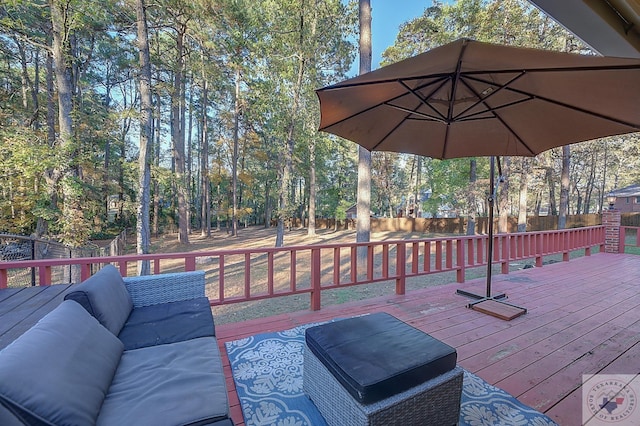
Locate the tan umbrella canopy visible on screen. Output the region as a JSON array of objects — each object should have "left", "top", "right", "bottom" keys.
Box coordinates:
[
  {"left": 317, "top": 38, "right": 640, "bottom": 160},
  {"left": 317, "top": 38, "right": 640, "bottom": 315}
]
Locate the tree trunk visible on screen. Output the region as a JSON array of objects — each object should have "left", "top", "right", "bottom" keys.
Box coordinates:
[
  {"left": 546, "top": 166, "right": 557, "bottom": 216},
  {"left": 153, "top": 89, "right": 161, "bottom": 237},
  {"left": 173, "top": 23, "right": 189, "bottom": 243},
  {"left": 356, "top": 0, "right": 372, "bottom": 259},
  {"left": 135, "top": 0, "right": 153, "bottom": 275},
  {"left": 200, "top": 75, "right": 210, "bottom": 237},
  {"left": 517, "top": 158, "right": 529, "bottom": 232},
  {"left": 600, "top": 142, "right": 609, "bottom": 212},
  {"left": 466, "top": 159, "right": 477, "bottom": 235},
  {"left": 308, "top": 137, "right": 317, "bottom": 237},
  {"left": 36, "top": 50, "right": 58, "bottom": 238},
  {"left": 558, "top": 145, "right": 570, "bottom": 229},
  {"left": 264, "top": 181, "right": 272, "bottom": 229},
  {"left": 50, "top": 0, "right": 85, "bottom": 249},
  {"left": 275, "top": 5, "right": 307, "bottom": 247},
  {"left": 186, "top": 84, "right": 193, "bottom": 234},
  {"left": 497, "top": 157, "right": 510, "bottom": 233},
  {"left": 231, "top": 68, "right": 240, "bottom": 237}
]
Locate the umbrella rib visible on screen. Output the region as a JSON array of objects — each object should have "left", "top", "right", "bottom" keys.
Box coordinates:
[
  {"left": 464, "top": 74, "right": 640, "bottom": 129},
  {"left": 459, "top": 78, "right": 536, "bottom": 156},
  {"left": 508, "top": 85, "right": 640, "bottom": 129},
  {"left": 461, "top": 63, "right": 640, "bottom": 76},
  {"left": 457, "top": 97, "right": 533, "bottom": 121},
  {"left": 370, "top": 118, "right": 409, "bottom": 152},
  {"left": 399, "top": 79, "right": 449, "bottom": 122},
  {"left": 320, "top": 64, "right": 640, "bottom": 92},
  {"left": 442, "top": 39, "right": 471, "bottom": 158},
  {"left": 384, "top": 103, "right": 447, "bottom": 123},
  {"left": 319, "top": 72, "right": 454, "bottom": 91},
  {"left": 318, "top": 76, "right": 451, "bottom": 132},
  {"left": 452, "top": 72, "right": 527, "bottom": 121}
]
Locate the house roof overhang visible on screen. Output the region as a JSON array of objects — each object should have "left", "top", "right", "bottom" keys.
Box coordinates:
[{"left": 528, "top": 0, "right": 640, "bottom": 58}]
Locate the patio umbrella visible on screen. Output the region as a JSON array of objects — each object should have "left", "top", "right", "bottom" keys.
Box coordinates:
[{"left": 316, "top": 38, "right": 640, "bottom": 314}]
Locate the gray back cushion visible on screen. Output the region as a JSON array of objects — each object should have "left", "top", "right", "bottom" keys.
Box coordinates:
[
  {"left": 65, "top": 264, "right": 133, "bottom": 335},
  {"left": 0, "top": 300, "right": 124, "bottom": 426}
]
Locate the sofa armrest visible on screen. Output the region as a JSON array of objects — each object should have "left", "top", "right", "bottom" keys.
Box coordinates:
[{"left": 123, "top": 270, "right": 206, "bottom": 308}]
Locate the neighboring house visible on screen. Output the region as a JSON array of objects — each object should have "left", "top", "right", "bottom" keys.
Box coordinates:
[
  {"left": 345, "top": 204, "right": 375, "bottom": 219},
  {"left": 609, "top": 184, "right": 640, "bottom": 212}
]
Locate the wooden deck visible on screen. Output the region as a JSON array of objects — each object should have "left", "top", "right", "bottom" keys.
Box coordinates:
[
  {"left": 2, "top": 252, "right": 639, "bottom": 426},
  {"left": 216, "top": 253, "right": 640, "bottom": 426}
]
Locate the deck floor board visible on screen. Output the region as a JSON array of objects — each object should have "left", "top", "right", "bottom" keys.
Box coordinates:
[{"left": 2, "top": 252, "right": 639, "bottom": 426}]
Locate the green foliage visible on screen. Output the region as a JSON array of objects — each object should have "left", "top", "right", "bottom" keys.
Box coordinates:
[{"left": 0, "top": 0, "right": 635, "bottom": 243}]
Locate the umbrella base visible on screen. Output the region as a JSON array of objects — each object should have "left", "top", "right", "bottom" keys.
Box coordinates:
[
  {"left": 455, "top": 289, "right": 507, "bottom": 300},
  {"left": 466, "top": 297, "right": 527, "bottom": 321}
]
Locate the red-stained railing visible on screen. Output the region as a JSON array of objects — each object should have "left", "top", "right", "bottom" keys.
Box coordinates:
[
  {"left": 619, "top": 226, "right": 640, "bottom": 252},
  {"left": 0, "top": 226, "right": 606, "bottom": 310}
]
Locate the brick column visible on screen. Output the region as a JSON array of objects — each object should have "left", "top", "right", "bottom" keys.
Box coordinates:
[{"left": 603, "top": 209, "right": 621, "bottom": 253}]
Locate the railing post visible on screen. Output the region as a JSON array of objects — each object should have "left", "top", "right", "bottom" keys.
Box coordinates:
[
  {"left": 185, "top": 256, "right": 196, "bottom": 272},
  {"left": 80, "top": 263, "right": 91, "bottom": 281},
  {"left": 456, "top": 239, "right": 465, "bottom": 283},
  {"left": 501, "top": 235, "right": 509, "bottom": 274},
  {"left": 40, "top": 266, "right": 52, "bottom": 286},
  {"left": 395, "top": 242, "right": 406, "bottom": 295},
  {"left": 535, "top": 233, "right": 543, "bottom": 267},
  {"left": 310, "top": 248, "right": 322, "bottom": 311},
  {"left": 0, "top": 269, "right": 7, "bottom": 289}
]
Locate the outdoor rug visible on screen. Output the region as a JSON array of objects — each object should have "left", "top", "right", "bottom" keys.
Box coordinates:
[{"left": 225, "top": 321, "right": 558, "bottom": 426}]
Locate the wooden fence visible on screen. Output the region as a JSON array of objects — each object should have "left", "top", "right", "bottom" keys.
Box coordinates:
[{"left": 292, "top": 214, "right": 603, "bottom": 234}]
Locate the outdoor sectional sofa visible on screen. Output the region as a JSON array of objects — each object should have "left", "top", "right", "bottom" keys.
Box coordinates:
[{"left": 0, "top": 265, "right": 234, "bottom": 426}]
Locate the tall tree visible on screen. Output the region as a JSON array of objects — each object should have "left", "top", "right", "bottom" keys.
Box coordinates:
[
  {"left": 558, "top": 145, "right": 570, "bottom": 229},
  {"left": 135, "top": 0, "right": 153, "bottom": 275},
  {"left": 517, "top": 158, "right": 530, "bottom": 232},
  {"left": 171, "top": 16, "right": 189, "bottom": 243},
  {"left": 356, "top": 0, "right": 371, "bottom": 257},
  {"left": 49, "top": 0, "right": 87, "bottom": 247},
  {"left": 466, "top": 159, "right": 477, "bottom": 235},
  {"left": 231, "top": 67, "right": 241, "bottom": 237}
]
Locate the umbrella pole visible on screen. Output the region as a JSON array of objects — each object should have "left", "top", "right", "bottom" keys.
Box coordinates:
[
  {"left": 456, "top": 157, "right": 526, "bottom": 320},
  {"left": 485, "top": 155, "right": 496, "bottom": 298},
  {"left": 456, "top": 156, "right": 505, "bottom": 300}
]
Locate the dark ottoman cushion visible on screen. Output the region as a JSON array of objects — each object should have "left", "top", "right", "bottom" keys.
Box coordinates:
[
  {"left": 118, "top": 297, "right": 215, "bottom": 350},
  {"left": 305, "top": 312, "right": 457, "bottom": 404}
]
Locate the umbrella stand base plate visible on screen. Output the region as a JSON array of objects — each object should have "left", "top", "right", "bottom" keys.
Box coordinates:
[
  {"left": 467, "top": 298, "right": 527, "bottom": 321},
  {"left": 455, "top": 289, "right": 507, "bottom": 300}
]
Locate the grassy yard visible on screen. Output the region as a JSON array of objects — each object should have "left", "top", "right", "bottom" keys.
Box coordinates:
[{"left": 140, "top": 226, "right": 602, "bottom": 325}]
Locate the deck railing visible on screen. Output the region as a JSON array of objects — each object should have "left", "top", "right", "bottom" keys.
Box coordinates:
[
  {"left": 0, "top": 226, "right": 605, "bottom": 310},
  {"left": 619, "top": 226, "right": 640, "bottom": 252}
]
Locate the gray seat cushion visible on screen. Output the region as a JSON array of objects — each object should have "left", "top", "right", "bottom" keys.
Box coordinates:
[
  {"left": 118, "top": 297, "right": 215, "bottom": 350},
  {"left": 97, "top": 336, "right": 230, "bottom": 426},
  {"left": 65, "top": 264, "right": 133, "bottom": 335},
  {"left": 305, "top": 312, "right": 457, "bottom": 404},
  {"left": 0, "top": 300, "right": 124, "bottom": 425}
]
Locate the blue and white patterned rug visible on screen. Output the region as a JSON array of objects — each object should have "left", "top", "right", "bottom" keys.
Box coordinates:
[{"left": 225, "top": 322, "right": 558, "bottom": 426}]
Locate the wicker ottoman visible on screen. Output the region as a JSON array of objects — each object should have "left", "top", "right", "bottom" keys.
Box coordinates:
[{"left": 303, "top": 313, "right": 463, "bottom": 426}]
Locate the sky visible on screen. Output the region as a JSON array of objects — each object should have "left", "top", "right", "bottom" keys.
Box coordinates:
[{"left": 348, "top": 1, "right": 432, "bottom": 76}]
